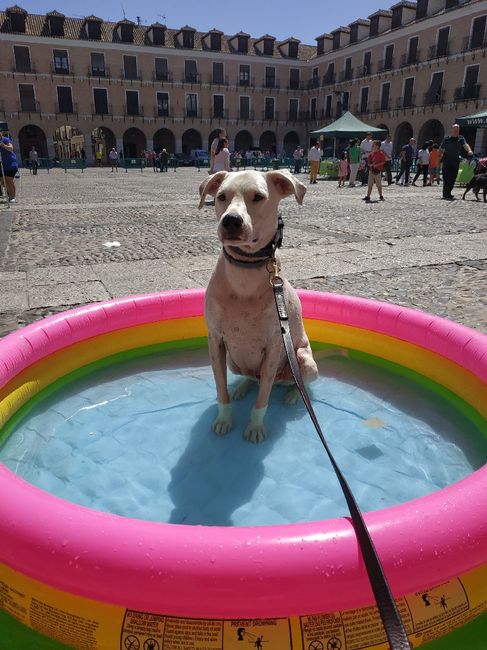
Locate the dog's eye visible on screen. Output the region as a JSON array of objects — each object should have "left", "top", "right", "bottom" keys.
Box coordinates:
[
  {"left": 217, "top": 193, "right": 226, "bottom": 202},
  {"left": 253, "top": 193, "right": 265, "bottom": 202}
]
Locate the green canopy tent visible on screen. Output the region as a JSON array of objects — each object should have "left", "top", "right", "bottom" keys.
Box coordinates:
[
  {"left": 309, "top": 111, "right": 387, "bottom": 156},
  {"left": 456, "top": 108, "right": 487, "bottom": 128}
]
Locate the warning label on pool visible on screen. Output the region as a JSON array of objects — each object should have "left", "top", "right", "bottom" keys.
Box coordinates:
[{"left": 120, "top": 613, "right": 292, "bottom": 650}]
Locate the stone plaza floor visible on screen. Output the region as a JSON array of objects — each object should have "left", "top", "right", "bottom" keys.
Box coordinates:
[{"left": 0, "top": 166, "right": 486, "bottom": 337}]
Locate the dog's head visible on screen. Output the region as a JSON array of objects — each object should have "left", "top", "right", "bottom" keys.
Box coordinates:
[{"left": 198, "top": 170, "right": 306, "bottom": 252}]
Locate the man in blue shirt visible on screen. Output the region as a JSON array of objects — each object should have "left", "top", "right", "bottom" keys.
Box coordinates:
[
  {"left": 395, "top": 138, "right": 416, "bottom": 185},
  {"left": 0, "top": 129, "right": 19, "bottom": 203}
]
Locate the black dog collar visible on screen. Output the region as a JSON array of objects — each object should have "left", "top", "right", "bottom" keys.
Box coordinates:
[{"left": 222, "top": 215, "right": 284, "bottom": 268}]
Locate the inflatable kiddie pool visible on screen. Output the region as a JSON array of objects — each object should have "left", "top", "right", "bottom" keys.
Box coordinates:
[{"left": 0, "top": 289, "right": 486, "bottom": 650}]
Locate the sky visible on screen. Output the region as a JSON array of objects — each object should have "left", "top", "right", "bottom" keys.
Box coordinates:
[{"left": 15, "top": 0, "right": 386, "bottom": 45}]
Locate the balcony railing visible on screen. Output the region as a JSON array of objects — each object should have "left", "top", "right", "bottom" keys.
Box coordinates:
[
  {"left": 89, "top": 65, "right": 110, "bottom": 78},
  {"left": 239, "top": 76, "right": 254, "bottom": 87},
  {"left": 209, "top": 74, "right": 228, "bottom": 86},
  {"left": 264, "top": 78, "right": 280, "bottom": 89},
  {"left": 91, "top": 102, "right": 112, "bottom": 116},
  {"left": 18, "top": 99, "right": 40, "bottom": 113},
  {"left": 338, "top": 69, "right": 354, "bottom": 82},
  {"left": 125, "top": 104, "right": 144, "bottom": 117},
  {"left": 237, "top": 110, "right": 255, "bottom": 121},
  {"left": 154, "top": 108, "right": 173, "bottom": 118},
  {"left": 396, "top": 94, "right": 416, "bottom": 108},
  {"left": 56, "top": 102, "right": 78, "bottom": 115},
  {"left": 423, "top": 89, "right": 445, "bottom": 105},
  {"left": 454, "top": 84, "right": 481, "bottom": 100},
  {"left": 122, "top": 70, "right": 142, "bottom": 81},
  {"left": 356, "top": 64, "right": 373, "bottom": 78},
  {"left": 322, "top": 73, "right": 336, "bottom": 85},
  {"left": 153, "top": 71, "right": 173, "bottom": 83},
  {"left": 308, "top": 77, "right": 320, "bottom": 89},
  {"left": 375, "top": 99, "right": 390, "bottom": 111},
  {"left": 183, "top": 73, "right": 201, "bottom": 84},
  {"left": 354, "top": 103, "right": 369, "bottom": 115},
  {"left": 399, "top": 51, "right": 421, "bottom": 67},
  {"left": 13, "top": 62, "right": 36, "bottom": 74},
  {"left": 288, "top": 111, "right": 299, "bottom": 122},
  {"left": 428, "top": 44, "right": 450, "bottom": 59},
  {"left": 287, "top": 80, "right": 302, "bottom": 90},
  {"left": 377, "top": 58, "right": 395, "bottom": 73},
  {"left": 462, "top": 35, "right": 487, "bottom": 52},
  {"left": 51, "top": 62, "right": 71, "bottom": 75}
]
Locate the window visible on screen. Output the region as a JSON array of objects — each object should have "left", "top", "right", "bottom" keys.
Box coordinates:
[
  {"left": 186, "top": 93, "right": 198, "bottom": 117},
  {"left": 238, "top": 36, "right": 248, "bottom": 53},
  {"left": 288, "top": 41, "right": 298, "bottom": 58},
  {"left": 436, "top": 27, "right": 450, "bottom": 57},
  {"left": 265, "top": 66, "right": 276, "bottom": 88},
  {"left": 462, "top": 65, "right": 480, "bottom": 98},
  {"left": 380, "top": 82, "right": 390, "bottom": 110},
  {"left": 93, "top": 88, "right": 108, "bottom": 114},
  {"left": 57, "top": 86, "right": 73, "bottom": 113},
  {"left": 289, "top": 98, "right": 298, "bottom": 121},
  {"left": 344, "top": 57, "right": 352, "bottom": 80},
  {"left": 53, "top": 49, "right": 69, "bottom": 74},
  {"left": 470, "top": 16, "right": 486, "bottom": 49},
  {"left": 311, "top": 66, "right": 319, "bottom": 87},
  {"left": 384, "top": 44, "right": 394, "bottom": 70},
  {"left": 86, "top": 19, "right": 101, "bottom": 40},
  {"left": 182, "top": 30, "right": 194, "bottom": 48},
  {"left": 370, "top": 15, "right": 379, "bottom": 36},
  {"left": 360, "top": 87, "right": 369, "bottom": 113},
  {"left": 125, "top": 90, "right": 139, "bottom": 115},
  {"left": 310, "top": 97, "right": 317, "bottom": 120},
  {"left": 391, "top": 6, "right": 402, "bottom": 29},
  {"left": 363, "top": 51, "right": 372, "bottom": 75},
  {"left": 317, "top": 37, "right": 325, "bottom": 54},
  {"left": 19, "top": 84, "right": 36, "bottom": 111},
  {"left": 155, "top": 58, "right": 168, "bottom": 82},
  {"left": 407, "top": 37, "right": 419, "bottom": 64},
  {"left": 213, "top": 95, "right": 224, "bottom": 118},
  {"left": 426, "top": 71, "right": 443, "bottom": 103},
  {"left": 210, "top": 33, "right": 221, "bottom": 51},
  {"left": 9, "top": 10, "right": 26, "bottom": 32},
  {"left": 289, "top": 68, "right": 300, "bottom": 89},
  {"left": 14, "top": 45, "right": 31, "bottom": 72},
  {"left": 263, "top": 39, "right": 274, "bottom": 55},
  {"left": 123, "top": 55, "right": 138, "bottom": 80},
  {"left": 156, "top": 91, "right": 169, "bottom": 116},
  {"left": 264, "top": 97, "right": 275, "bottom": 120},
  {"left": 151, "top": 26, "right": 165, "bottom": 46},
  {"left": 90, "top": 53, "right": 105, "bottom": 76},
  {"left": 239, "top": 96, "right": 250, "bottom": 119},
  {"left": 212, "top": 62, "right": 224, "bottom": 84},
  {"left": 48, "top": 16, "right": 64, "bottom": 37},
  {"left": 403, "top": 77, "right": 415, "bottom": 106},
  {"left": 120, "top": 23, "right": 133, "bottom": 43},
  {"left": 349, "top": 25, "right": 358, "bottom": 44},
  {"left": 332, "top": 32, "right": 341, "bottom": 50},
  {"left": 416, "top": 0, "right": 428, "bottom": 19},
  {"left": 325, "top": 95, "right": 332, "bottom": 118},
  {"left": 239, "top": 64, "right": 250, "bottom": 86},
  {"left": 342, "top": 91, "right": 349, "bottom": 111},
  {"left": 185, "top": 60, "right": 198, "bottom": 83},
  {"left": 445, "top": 0, "right": 458, "bottom": 8},
  {"left": 324, "top": 62, "right": 334, "bottom": 83}
]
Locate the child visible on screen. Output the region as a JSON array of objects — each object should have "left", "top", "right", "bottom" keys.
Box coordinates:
[
  {"left": 429, "top": 143, "right": 441, "bottom": 186},
  {"left": 338, "top": 151, "right": 349, "bottom": 187},
  {"left": 363, "top": 140, "right": 386, "bottom": 202}
]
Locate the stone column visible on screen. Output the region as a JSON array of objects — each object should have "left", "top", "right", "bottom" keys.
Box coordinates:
[
  {"left": 46, "top": 135, "right": 56, "bottom": 160},
  {"left": 84, "top": 133, "right": 94, "bottom": 165}
]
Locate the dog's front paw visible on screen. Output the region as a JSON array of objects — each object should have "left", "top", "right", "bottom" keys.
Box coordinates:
[
  {"left": 212, "top": 402, "right": 233, "bottom": 436},
  {"left": 243, "top": 406, "right": 268, "bottom": 444},
  {"left": 231, "top": 377, "right": 254, "bottom": 401}
]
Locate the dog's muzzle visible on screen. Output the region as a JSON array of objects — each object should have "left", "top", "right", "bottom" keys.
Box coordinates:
[{"left": 221, "top": 213, "right": 243, "bottom": 237}]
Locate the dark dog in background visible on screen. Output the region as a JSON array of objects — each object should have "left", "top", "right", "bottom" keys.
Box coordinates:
[{"left": 462, "top": 174, "right": 487, "bottom": 202}]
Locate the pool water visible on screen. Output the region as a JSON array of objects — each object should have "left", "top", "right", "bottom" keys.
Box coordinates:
[{"left": 0, "top": 344, "right": 485, "bottom": 526}]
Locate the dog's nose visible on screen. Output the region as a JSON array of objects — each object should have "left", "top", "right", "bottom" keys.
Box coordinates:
[{"left": 221, "top": 213, "right": 243, "bottom": 234}]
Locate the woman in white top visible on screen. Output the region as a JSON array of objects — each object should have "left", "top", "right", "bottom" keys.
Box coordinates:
[
  {"left": 412, "top": 144, "right": 431, "bottom": 186},
  {"left": 213, "top": 138, "right": 230, "bottom": 172}
]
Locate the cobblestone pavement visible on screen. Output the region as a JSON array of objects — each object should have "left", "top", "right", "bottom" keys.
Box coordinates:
[{"left": 0, "top": 166, "right": 485, "bottom": 338}]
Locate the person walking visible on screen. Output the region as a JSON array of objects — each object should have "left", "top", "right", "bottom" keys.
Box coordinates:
[
  {"left": 293, "top": 146, "right": 303, "bottom": 174},
  {"left": 0, "top": 129, "right": 19, "bottom": 203},
  {"left": 363, "top": 140, "right": 386, "bottom": 202},
  {"left": 395, "top": 138, "right": 416, "bottom": 185},
  {"left": 360, "top": 132, "right": 373, "bottom": 185},
  {"left": 412, "top": 144, "right": 430, "bottom": 186},
  {"left": 337, "top": 151, "right": 349, "bottom": 188},
  {"left": 380, "top": 134, "right": 393, "bottom": 185},
  {"left": 348, "top": 139, "right": 361, "bottom": 187},
  {"left": 28, "top": 145, "right": 39, "bottom": 175},
  {"left": 108, "top": 148, "right": 119, "bottom": 171},
  {"left": 439, "top": 124, "right": 473, "bottom": 200},
  {"left": 159, "top": 148, "right": 169, "bottom": 172},
  {"left": 308, "top": 142, "right": 322, "bottom": 184}
]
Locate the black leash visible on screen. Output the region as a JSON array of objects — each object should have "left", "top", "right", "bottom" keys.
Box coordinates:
[{"left": 271, "top": 270, "right": 411, "bottom": 650}]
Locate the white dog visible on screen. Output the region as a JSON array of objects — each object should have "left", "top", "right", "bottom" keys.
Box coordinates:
[{"left": 199, "top": 170, "right": 318, "bottom": 443}]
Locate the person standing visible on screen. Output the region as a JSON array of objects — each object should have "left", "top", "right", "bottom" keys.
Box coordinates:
[
  {"left": 213, "top": 138, "right": 230, "bottom": 172},
  {"left": 412, "top": 144, "right": 430, "bottom": 186},
  {"left": 439, "top": 124, "right": 473, "bottom": 200},
  {"left": 108, "top": 147, "right": 119, "bottom": 171},
  {"left": 308, "top": 142, "right": 322, "bottom": 184},
  {"left": 293, "top": 146, "right": 303, "bottom": 174},
  {"left": 210, "top": 128, "right": 226, "bottom": 173},
  {"left": 380, "top": 134, "right": 393, "bottom": 185},
  {"left": 395, "top": 138, "right": 416, "bottom": 185},
  {"left": 95, "top": 149, "right": 103, "bottom": 166},
  {"left": 0, "top": 129, "right": 19, "bottom": 203},
  {"left": 363, "top": 140, "right": 386, "bottom": 202},
  {"left": 360, "top": 132, "right": 373, "bottom": 185},
  {"left": 337, "top": 151, "right": 349, "bottom": 188},
  {"left": 28, "top": 145, "right": 39, "bottom": 175},
  {"left": 159, "top": 148, "right": 169, "bottom": 172},
  {"left": 348, "top": 139, "right": 361, "bottom": 187}
]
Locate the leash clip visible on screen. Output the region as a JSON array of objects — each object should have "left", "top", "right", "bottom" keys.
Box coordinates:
[{"left": 267, "top": 256, "right": 283, "bottom": 287}]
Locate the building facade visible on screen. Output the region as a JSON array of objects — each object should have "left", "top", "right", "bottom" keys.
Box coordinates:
[{"left": 0, "top": 0, "right": 486, "bottom": 164}]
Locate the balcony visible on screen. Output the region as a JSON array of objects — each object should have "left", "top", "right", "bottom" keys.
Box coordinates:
[
  {"left": 396, "top": 94, "right": 416, "bottom": 108},
  {"left": 237, "top": 109, "right": 255, "bottom": 121},
  {"left": 12, "top": 62, "right": 36, "bottom": 74},
  {"left": 399, "top": 51, "right": 421, "bottom": 67},
  {"left": 354, "top": 103, "right": 369, "bottom": 115},
  {"left": 153, "top": 71, "right": 173, "bottom": 83},
  {"left": 423, "top": 89, "right": 445, "bottom": 105},
  {"left": 239, "top": 76, "right": 254, "bottom": 87},
  {"left": 338, "top": 69, "right": 354, "bottom": 82},
  {"left": 154, "top": 108, "right": 172, "bottom": 118},
  {"left": 209, "top": 74, "right": 228, "bottom": 86},
  {"left": 183, "top": 73, "right": 201, "bottom": 84},
  {"left": 212, "top": 109, "right": 229, "bottom": 120},
  {"left": 18, "top": 99, "right": 40, "bottom": 113},
  {"left": 89, "top": 65, "right": 110, "bottom": 78},
  {"left": 374, "top": 99, "right": 390, "bottom": 112},
  {"left": 263, "top": 110, "right": 279, "bottom": 121},
  {"left": 56, "top": 102, "right": 78, "bottom": 115},
  {"left": 298, "top": 110, "right": 310, "bottom": 121},
  {"left": 287, "top": 80, "right": 302, "bottom": 90},
  {"left": 462, "top": 35, "right": 487, "bottom": 52},
  {"left": 185, "top": 109, "right": 201, "bottom": 118},
  {"left": 377, "top": 58, "right": 395, "bottom": 73},
  {"left": 91, "top": 102, "right": 112, "bottom": 116},
  {"left": 322, "top": 73, "right": 336, "bottom": 85},
  {"left": 264, "top": 78, "right": 280, "bottom": 89},
  {"left": 287, "top": 111, "right": 299, "bottom": 122},
  {"left": 356, "top": 64, "right": 373, "bottom": 78},
  {"left": 51, "top": 62, "right": 71, "bottom": 75},
  {"left": 428, "top": 44, "right": 450, "bottom": 59},
  {"left": 307, "top": 77, "right": 320, "bottom": 89},
  {"left": 121, "top": 70, "right": 142, "bottom": 82},
  {"left": 454, "top": 84, "right": 481, "bottom": 101},
  {"left": 125, "top": 105, "right": 144, "bottom": 117}
]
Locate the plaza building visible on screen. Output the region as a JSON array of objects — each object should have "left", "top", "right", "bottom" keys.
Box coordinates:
[{"left": 0, "top": 0, "right": 486, "bottom": 165}]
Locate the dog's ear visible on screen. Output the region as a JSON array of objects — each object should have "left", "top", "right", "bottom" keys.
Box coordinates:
[
  {"left": 266, "top": 170, "right": 306, "bottom": 205},
  {"left": 198, "top": 171, "right": 229, "bottom": 209}
]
